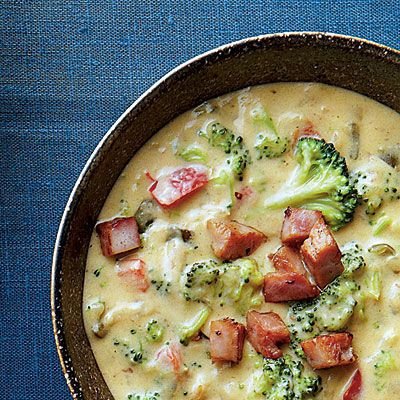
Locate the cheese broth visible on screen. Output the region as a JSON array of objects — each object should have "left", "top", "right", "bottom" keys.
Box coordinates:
[{"left": 83, "top": 83, "right": 400, "bottom": 400}]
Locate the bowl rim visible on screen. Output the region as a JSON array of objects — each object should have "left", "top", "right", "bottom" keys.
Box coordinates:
[{"left": 51, "top": 31, "right": 400, "bottom": 399}]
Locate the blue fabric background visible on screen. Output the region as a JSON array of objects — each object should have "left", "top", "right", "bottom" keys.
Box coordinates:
[{"left": 1, "top": 0, "right": 399, "bottom": 398}]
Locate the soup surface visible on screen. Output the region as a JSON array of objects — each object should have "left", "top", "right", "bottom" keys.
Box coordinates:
[{"left": 83, "top": 83, "right": 400, "bottom": 400}]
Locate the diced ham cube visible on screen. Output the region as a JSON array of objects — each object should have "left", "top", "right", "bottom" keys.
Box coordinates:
[
  {"left": 343, "top": 369, "right": 362, "bottom": 400},
  {"left": 301, "top": 217, "right": 343, "bottom": 289},
  {"left": 154, "top": 342, "right": 184, "bottom": 375},
  {"left": 263, "top": 272, "right": 319, "bottom": 302},
  {"left": 281, "top": 207, "right": 323, "bottom": 246},
  {"left": 246, "top": 310, "right": 290, "bottom": 359},
  {"left": 210, "top": 318, "right": 246, "bottom": 363},
  {"left": 269, "top": 245, "right": 307, "bottom": 275},
  {"left": 115, "top": 257, "right": 149, "bottom": 292},
  {"left": 301, "top": 333, "right": 357, "bottom": 369},
  {"left": 149, "top": 165, "right": 208, "bottom": 208},
  {"left": 96, "top": 217, "right": 140, "bottom": 257},
  {"left": 207, "top": 219, "right": 266, "bottom": 260}
]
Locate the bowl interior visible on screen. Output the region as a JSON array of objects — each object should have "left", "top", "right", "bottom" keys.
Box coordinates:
[{"left": 52, "top": 32, "right": 400, "bottom": 399}]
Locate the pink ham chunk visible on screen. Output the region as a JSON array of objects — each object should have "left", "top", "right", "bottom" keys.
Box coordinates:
[
  {"left": 343, "top": 369, "right": 362, "bottom": 400},
  {"left": 207, "top": 219, "right": 266, "bottom": 260},
  {"left": 281, "top": 207, "right": 323, "bottom": 247},
  {"left": 246, "top": 310, "right": 290, "bottom": 359},
  {"left": 154, "top": 342, "right": 184, "bottom": 376},
  {"left": 269, "top": 245, "right": 307, "bottom": 275},
  {"left": 148, "top": 165, "right": 208, "bottom": 208},
  {"left": 263, "top": 272, "right": 319, "bottom": 302},
  {"left": 301, "top": 333, "right": 357, "bottom": 369},
  {"left": 96, "top": 217, "right": 140, "bottom": 257},
  {"left": 210, "top": 318, "right": 246, "bottom": 363},
  {"left": 116, "top": 256, "right": 149, "bottom": 292},
  {"left": 301, "top": 217, "right": 343, "bottom": 289}
]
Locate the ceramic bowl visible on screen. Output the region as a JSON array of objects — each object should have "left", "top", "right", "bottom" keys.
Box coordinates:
[{"left": 51, "top": 32, "right": 400, "bottom": 399}]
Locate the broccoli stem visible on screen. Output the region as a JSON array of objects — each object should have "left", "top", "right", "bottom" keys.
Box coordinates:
[
  {"left": 372, "top": 214, "right": 392, "bottom": 236},
  {"left": 179, "top": 307, "right": 210, "bottom": 345},
  {"left": 364, "top": 271, "right": 382, "bottom": 301}
]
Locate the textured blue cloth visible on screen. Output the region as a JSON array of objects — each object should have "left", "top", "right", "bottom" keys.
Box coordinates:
[{"left": 0, "top": 0, "right": 399, "bottom": 398}]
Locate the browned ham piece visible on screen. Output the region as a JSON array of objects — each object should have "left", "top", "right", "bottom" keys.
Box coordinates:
[
  {"left": 263, "top": 272, "right": 319, "bottom": 302},
  {"left": 246, "top": 310, "right": 290, "bottom": 359},
  {"left": 269, "top": 245, "right": 307, "bottom": 275},
  {"left": 96, "top": 217, "right": 141, "bottom": 257},
  {"left": 301, "top": 217, "right": 344, "bottom": 288},
  {"left": 301, "top": 332, "right": 357, "bottom": 369},
  {"left": 207, "top": 219, "right": 266, "bottom": 260},
  {"left": 210, "top": 318, "right": 246, "bottom": 363},
  {"left": 281, "top": 207, "right": 323, "bottom": 247}
]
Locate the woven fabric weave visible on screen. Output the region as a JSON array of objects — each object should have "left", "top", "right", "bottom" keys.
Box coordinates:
[{"left": 1, "top": 0, "right": 399, "bottom": 398}]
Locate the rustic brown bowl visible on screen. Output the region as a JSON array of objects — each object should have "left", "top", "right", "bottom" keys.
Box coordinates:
[{"left": 51, "top": 32, "right": 400, "bottom": 399}]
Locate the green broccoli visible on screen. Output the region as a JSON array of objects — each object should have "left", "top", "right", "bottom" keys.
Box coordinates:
[
  {"left": 127, "top": 392, "right": 160, "bottom": 400},
  {"left": 114, "top": 340, "right": 145, "bottom": 365},
  {"left": 364, "top": 270, "right": 382, "bottom": 301},
  {"left": 373, "top": 349, "right": 398, "bottom": 391},
  {"left": 264, "top": 137, "right": 358, "bottom": 230},
  {"left": 181, "top": 259, "right": 220, "bottom": 300},
  {"left": 371, "top": 213, "right": 393, "bottom": 236},
  {"left": 178, "top": 144, "right": 208, "bottom": 163},
  {"left": 251, "top": 104, "right": 288, "bottom": 159},
  {"left": 145, "top": 319, "right": 165, "bottom": 342},
  {"left": 198, "top": 121, "right": 250, "bottom": 180},
  {"left": 288, "top": 243, "right": 365, "bottom": 352},
  {"left": 350, "top": 156, "right": 400, "bottom": 215},
  {"left": 180, "top": 258, "right": 263, "bottom": 314},
  {"left": 250, "top": 354, "right": 321, "bottom": 399},
  {"left": 178, "top": 306, "right": 210, "bottom": 345},
  {"left": 211, "top": 167, "right": 236, "bottom": 207}
]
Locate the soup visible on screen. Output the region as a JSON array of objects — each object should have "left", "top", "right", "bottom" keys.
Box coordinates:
[{"left": 83, "top": 83, "right": 400, "bottom": 400}]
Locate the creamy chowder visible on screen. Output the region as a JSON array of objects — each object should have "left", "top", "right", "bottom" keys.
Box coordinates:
[{"left": 83, "top": 83, "right": 400, "bottom": 400}]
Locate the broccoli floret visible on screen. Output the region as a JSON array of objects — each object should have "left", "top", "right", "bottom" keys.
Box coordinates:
[
  {"left": 145, "top": 319, "right": 165, "bottom": 342},
  {"left": 127, "top": 392, "right": 161, "bottom": 400},
  {"left": 288, "top": 243, "right": 365, "bottom": 350},
  {"left": 198, "top": 121, "right": 250, "bottom": 180},
  {"left": 373, "top": 349, "right": 398, "bottom": 391},
  {"left": 264, "top": 137, "right": 358, "bottom": 230},
  {"left": 181, "top": 259, "right": 220, "bottom": 301},
  {"left": 251, "top": 354, "right": 321, "bottom": 399},
  {"left": 251, "top": 104, "right": 288, "bottom": 159},
  {"left": 178, "top": 306, "right": 210, "bottom": 345},
  {"left": 180, "top": 258, "right": 263, "bottom": 314},
  {"left": 115, "top": 340, "right": 145, "bottom": 365},
  {"left": 350, "top": 156, "right": 400, "bottom": 216}
]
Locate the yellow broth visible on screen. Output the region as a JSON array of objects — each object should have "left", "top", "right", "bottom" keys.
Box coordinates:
[{"left": 83, "top": 83, "right": 400, "bottom": 399}]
